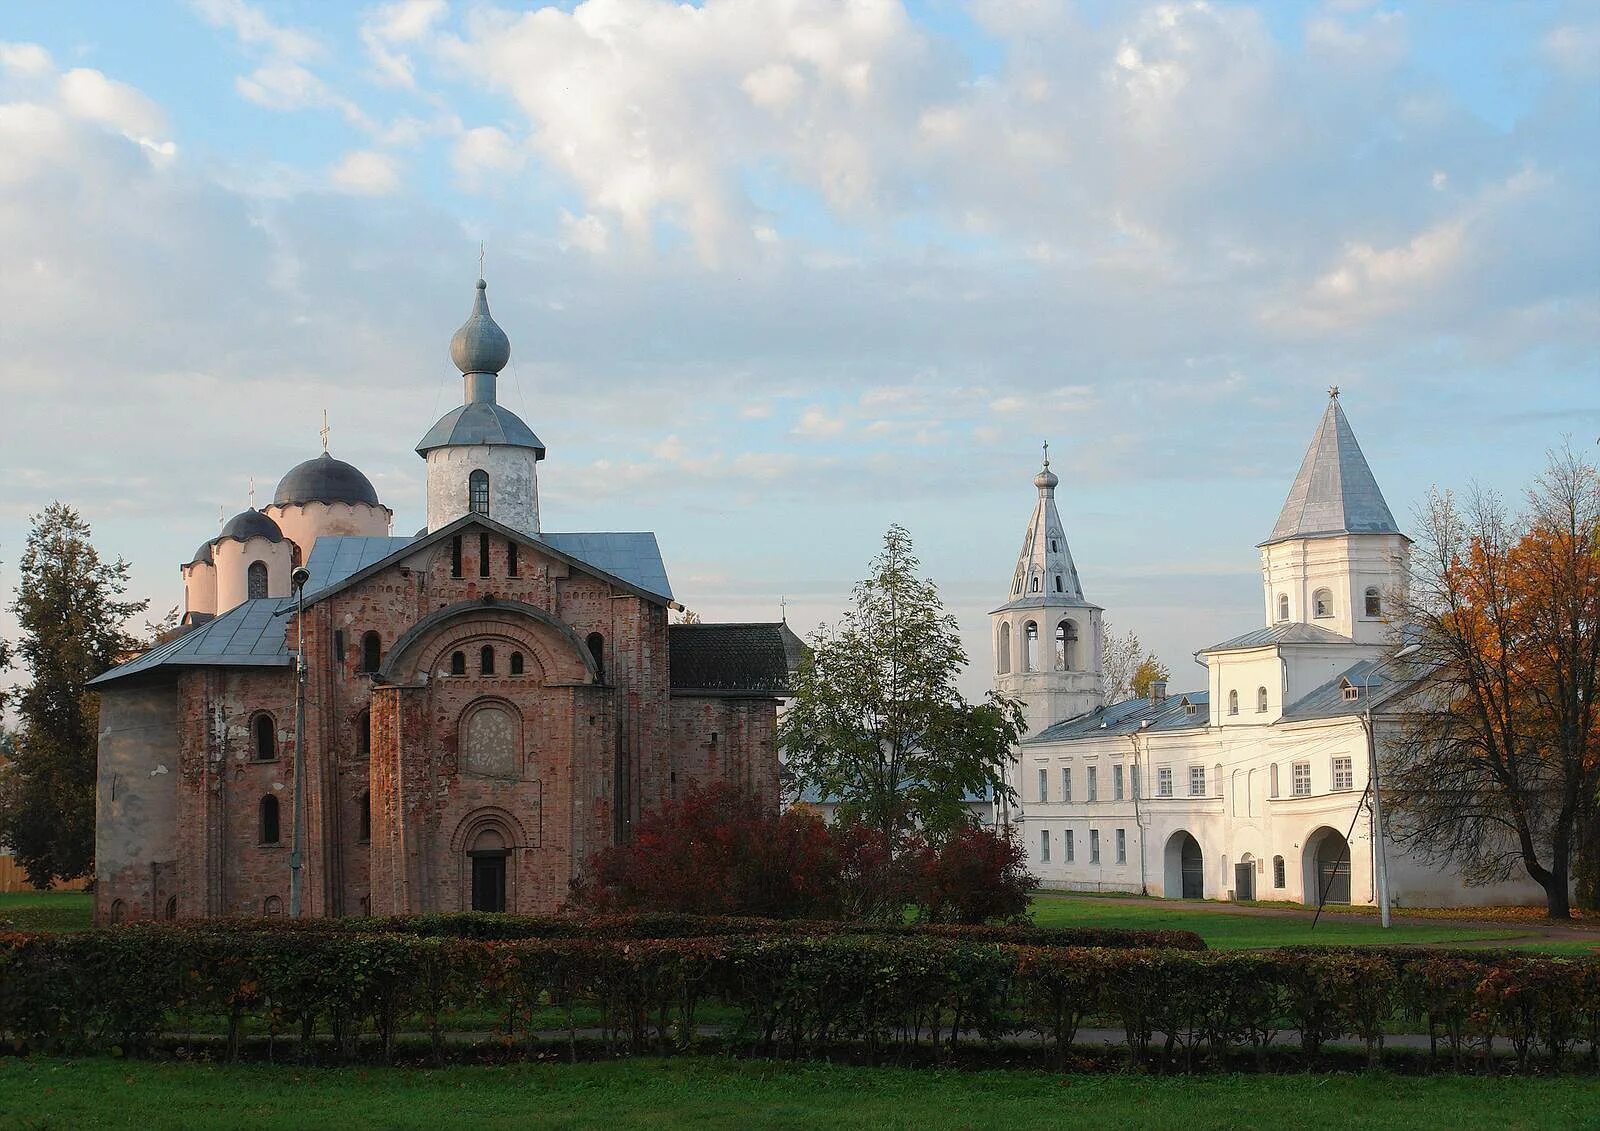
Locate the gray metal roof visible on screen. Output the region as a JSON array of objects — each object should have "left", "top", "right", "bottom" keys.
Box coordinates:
[
  {"left": 540, "top": 532, "right": 672, "bottom": 601},
  {"left": 1281, "top": 658, "right": 1416, "bottom": 721},
  {"left": 273, "top": 453, "right": 382, "bottom": 507},
  {"left": 1028, "top": 690, "right": 1210, "bottom": 743},
  {"left": 450, "top": 279, "right": 512, "bottom": 376},
  {"left": 996, "top": 452, "right": 1088, "bottom": 611},
  {"left": 188, "top": 541, "right": 213, "bottom": 566},
  {"left": 415, "top": 402, "right": 546, "bottom": 458},
  {"left": 1263, "top": 394, "right": 1401, "bottom": 546},
  {"left": 290, "top": 536, "right": 418, "bottom": 604},
  {"left": 1202, "top": 622, "right": 1352, "bottom": 653},
  {"left": 88, "top": 598, "right": 294, "bottom": 686}
]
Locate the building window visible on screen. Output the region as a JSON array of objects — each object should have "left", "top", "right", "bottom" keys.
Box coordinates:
[
  {"left": 1273, "top": 856, "right": 1286, "bottom": 888},
  {"left": 1313, "top": 588, "right": 1333, "bottom": 618},
  {"left": 450, "top": 650, "right": 466, "bottom": 676},
  {"left": 1332, "top": 756, "right": 1354, "bottom": 792},
  {"left": 469, "top": 469, "right": 490, "bottom": 515},
  {"left": 1270, "top": 763, "right": 1280, "bottom": 797},
  {"left": 1056, "top": 619, "right": 1079, "bottom": 671},
  {"left": 1228, "top": 689, "right": 1239, "bottom": 716},
  {"left": 1276, "top": 593, "right": 1289, "bottom": 622},
  {"left": 247, "top": 560, "right": 269, "bottom": 600},
  {"left": 252, "top": 713, "right": 277, "bottom": 762},
  {"left": 1065, "top": 830, "right": 1075, "bottom": 862},
  {"left": 1029, "top": 576, "right": 1040, "bottom": 592},
  {"left": 1157, "top": 766, "right": 1173, "bottom": 797},
  {"left": 480, "top": 646, "right": 496, "bottom": 675},
  {"left": 1061, "top": 766, "right": 1072, "bottom": 802},
  {"left": 509, "top": 651, "right": 524, "bottom": 675},
  {"left": 1257, "top": 686, "right": 1269, "bottom": 713},
  {"left": 164, "top": 896, "right": 178, "bottom": 921},
  {"left": 109, "top": 899, "right": 126, "bottom": 925},
  {"left": 357, "top": 710, "right": 371, "bottom": 757},
  {"left": 1086, "top": 765, "right": 1098, "bottom": 802},
  {"left": 358, "top": 791, "right": 371, "bottom": 842},
  {"left": 476, "top": 532, "right": 490, "bottom": 578},
  {"left": 1365, "top": 587, "right": 1381, "bottom": 617},
  {"left": 1292, "top": 761, "right": 1312, "bottom": 796},
  {"left": 996, "top": 623, "right": 1011, "bottom": 675},
  {"left": 1023, "top": 621, "right": 1039, "bottom": 672},
  {"left": 462, "top": 702, "right": 519, "bottom": 779},
  {"left": 1343, "top": 680, "right": 1361, "bottom": 701},
  {"left": 451, "top": 535, "right": 463, "bottom": 578},
  {"left": 1040, "top": 829, "right": 1051, "bottom": 863},
  {"left": 1113, "top": 764, "right": 1124, "bottom": 801},
  {"left": 1054, "top": 575, "right": 1063, "bottom": 592},
  {"left": 587, "top": 632, "right": 605, "bottom": 681},
  {"left": 1188, "top": 765, "right": 1206, "bottom": 797},
  {"left": 259, "top": 795, "right": 280, "bottom": 844},
  {"left": 1089, "top": 829, "right": 1101, "bottom": 864},
  {"left": 361, "top": 631, "right": 382, "bottom": 674},
  {"left": 1115, "top": 828, "right": 1126, "bottom": 864},
  {"left": 1037, "top": 768, "right": 1048, "bottom": 803},
  {"left": 333, "top": 629, "right": 345, "bottom": 662},
  {"left": 507, "top": 540, "right": 519, "bottom": 577},
  {"left": 1050, "top": 539, "right": 1058, "bottom": 553},
  {"left": 263, "top": 895, "right": 283, "bottom": 918}
]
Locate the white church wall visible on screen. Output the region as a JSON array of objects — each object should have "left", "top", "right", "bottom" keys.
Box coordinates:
[
  {"left": 426, "top": 445, "right": 540, "bottom": 535},
  {"left": 214, "top": 535, "right": 293, "bottom": 612}
]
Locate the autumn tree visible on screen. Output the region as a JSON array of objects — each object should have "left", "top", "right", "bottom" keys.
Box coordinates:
[
  {"left": 1130, "top": 656, "right": 1172, "bottom": 700},
  {"left": 1383, "top": 447, "right": 1600, "bottom": 918},
  {"left": 1101, "top": 624, "right": 1169, "bottom": 702},
  {"left": 780, "top": 525, "right": 1025, "bottom": 853},
  {"left": 0, "top": 504, "right": 147, "bottom": 887}
]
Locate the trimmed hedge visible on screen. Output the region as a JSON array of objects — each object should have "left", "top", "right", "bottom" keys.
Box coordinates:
[{"left": 3, "top": 926, "right": 1598, "bottom": 1074}]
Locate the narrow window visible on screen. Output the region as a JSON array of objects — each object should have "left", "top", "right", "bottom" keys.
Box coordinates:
[
  {"left": 1332, "top": 756, "right": 1353, "bottom": 792},
  {"left": 246, "top": 560, "right": 269, "bottom": 600},
  {"left": 1188, "top": 765, "right": 1206, "bottom": 797},
  {"left": 1029, "top": 576, "right": 1040, "bottom": 593},
  {"left": 1037, "top": 767, "right": 1048, "bottom": 803},
  {"left": 1157, "top": 766, "right": 1173, "bottom": 797},
  {"left": 1086, "top": 766, "right": 1098, "bottom": 802},
  {"left": 1113, "top": 764, "right": 1124, "bottom": 801},
  {"left": 1055, "top": 575, "right": 1063, "bottom": 592},
  {"left": 1057, "top": 620, "right": 1078, "bottom": 670},
  {"left": 1214, "top": 763, "right": 1223, "bottom": 798},
  {"left": 333, "top": 629, "right": 345, "bottom": 663},
  {"left": 507, "top": 540, "right": 519, "bottom": 577},
  {"left": 259, "top": 795, "right": 280, "bottom": 844},
  {"left": 478, "top": 533, "right": 491, "bottom": 578},
  {"left": 253, "top": 713, "right": 276, "bottom": 762},
  {"left": 358, "top": 791, "right": 371, "bottom": 842},
  {"left": 450, "top": 650, "right": 466, "bottom": 676},
  {"left": 509, "top": 651, "right": 524, "bottom": 675},
  {"left": 1276, "top": 593, "right": 1289, "bottom": 622},
  {"left": 1292, "top": 761, "right": 1311, "bottom": 796},
  {"left": 1270, "top": 763, "right": 1280, "bottom": 797},
  {"left": 451, "top": 535, "right": 463, "bottom": 578},
  {"left": 1273, "top": 856, "right": 1286, "bottom": 888},
  {"left": 1050, "top": 539, "right": 1058, "bottom": 552},
  {"left": 996, "top": 624, "right": 1011, "bottom": 675},
  {"left": 1089, "top": 829, "right": 1100, "bottom": 864},
  {"left": 1257, "top": 686, "right": 1268, "bottom": 713},
  {"left": 357, "top": 711, "right": 371, "bottom": 757},
  {"left": 1365, "top": 587, "right": 1381, "bottom": 617},
  {"left": 1116, "top": 828, "right": 1126, "bottom": 864},
  {"left": 469, "top": 469, "right": 490, "bottom": 515},
  {"left": 1061, "top": 766, "right": 1072, "bottom": 802},
  {"left": 586, "top": 632, "right": 605, "bottom": 681},
  {"left": 110, "top": 899, "right": 126, "bottom": 924},
  {"left": 1313, "top": 588, "right": 1333, "bottom": 619},
  {"left": 1040, "top": 829, "right": 1051, "bottom": 863},
  {"left": 164, "top": 895, "right": 178, "bottom": 921},
  {"left": 1065, "top": 830, "right": 1075, "bottom": 862},
  {"left": 1228, "top": 689, "right": 1239, "bottom": 716},
  {"left": 480, "top": 645, "right": 496, "bottom": 675},
  {"left": 1023, "top": 621, "right": 1039, "bottom": 672},
  {"left": 360, "top": 631, "right": 381, "bottom": 674}
]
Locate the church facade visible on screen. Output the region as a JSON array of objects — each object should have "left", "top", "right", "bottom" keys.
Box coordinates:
[
  {"left": 91, "top": 280, "right": 800, "bottom": 923},
  {"left": 997, "top": 393, "right": 1543, "bottom": 908}
]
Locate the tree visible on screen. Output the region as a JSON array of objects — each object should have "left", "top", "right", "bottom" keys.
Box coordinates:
[
  {"left": 1130, "top": 656, "right": 1172, "bottom": 700},
  {"left": 0, "top": 504, "right": 147, "bottom": 887},
  {"left": 1101, "top": 624, "right": 1168, "bottom": 702},
  {"left": 1384, "top": 447, "right": 1600, "bottom": 918},
  {"left": 779, "top": 525, "right": 1025, "bottom": 852}
]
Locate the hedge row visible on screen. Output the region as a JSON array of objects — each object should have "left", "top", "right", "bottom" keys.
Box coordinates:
[
  {"left": 176, "top": 911, "right": 1209, "bottom": 952},
  {"left": 4, "top": 927, "right": 1600, "bottom": 1073}
]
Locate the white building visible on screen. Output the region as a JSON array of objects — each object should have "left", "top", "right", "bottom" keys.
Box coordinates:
[{"left": 997, "top": 391, "right": 1542, "bottom": 908}]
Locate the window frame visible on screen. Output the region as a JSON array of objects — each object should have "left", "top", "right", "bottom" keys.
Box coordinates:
[
  {"left": 1313, "top": 588, "right": 1334, "bottom": 619},
  {"left": 1188, "top": 765, "right": 1206, "bottom": 798},
  {"left": 1040, "top": 828, "right": 1051, "bottom": 864},
  {"left": 1331, "top": 755, "right": 1354, "bottom": 792},
  {"left": 1292, "top": 760, "right": 1312, "bottom": 797},
  {"left": 246, "top": 560, "right": 269, "bottom": 600},
  {"left": 251, "top": 712, "right": 277, "bottom": 763},
  {"left": 1086, "top": 765, "right": 1098, "bottom": 803},
  {"left": 259, "top": 795, "right": 281, "bottom": 845},
  {"left": 1157, "top": 766, "right": 1173, "bottom": 798},
  {"left": 468, "top": 469, "right": 490, "bottom": 515},
  {"left": 1089, "top": 829, "right": 1101, "bottom": 865},
  {"left": 1115, "top": 828, "right": 1126, "bottom": 864}
]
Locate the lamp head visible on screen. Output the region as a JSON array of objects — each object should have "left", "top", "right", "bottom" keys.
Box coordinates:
[{"left": 291, "top": 566, "right": 311, "bottom": 592}]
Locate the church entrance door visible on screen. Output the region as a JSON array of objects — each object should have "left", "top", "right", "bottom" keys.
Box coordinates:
[
  {"left": 1235, "top": 861, "right": 1255, "bottom": 901},
  {"left": 471, "top": 853, "right": 507, "bottom": 912}
]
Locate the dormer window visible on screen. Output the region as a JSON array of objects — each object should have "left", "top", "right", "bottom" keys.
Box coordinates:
[
  {"left": 1341, "top": 679, "right": 1360, "bottom": 702},
  {"left": 1313, "top": 588, "right": 1333, "bottom": 619},
  {"left": 1181, "top": 696, "right": 1197, "bottom": 716}
]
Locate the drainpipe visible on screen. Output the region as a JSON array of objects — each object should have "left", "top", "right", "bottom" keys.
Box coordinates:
[{"left": 1130, "top": 723, "right": 1150, "bottom": 895}]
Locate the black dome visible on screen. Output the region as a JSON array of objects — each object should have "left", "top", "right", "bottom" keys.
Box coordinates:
[
  {"left": 218, "top": 509, "right": 284, "bottom": 543},
  {"left": 188, "top": 541, "right": 214, "bottom": 566},
  {"left": 273, "top": 452, "right": 381, "bottom": 508}
]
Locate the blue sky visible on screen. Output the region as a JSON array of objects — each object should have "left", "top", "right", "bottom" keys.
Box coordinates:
[{"left": 0, "top": 0, "right": 1596, "bottom": 700}]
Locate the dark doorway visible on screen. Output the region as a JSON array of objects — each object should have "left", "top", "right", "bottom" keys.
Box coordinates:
[
  {"left": 471, "top": 853, "right": 507, "bottom": 912},
  {"left": 1235, "top": 861, "right": 1255, "bottom": 901},
  {"left": 1180, "top": 834, "right": 1204, "bottom": 899},
  {"left": 1314, "top": 830, "right": 1351, "bottom": 905}
]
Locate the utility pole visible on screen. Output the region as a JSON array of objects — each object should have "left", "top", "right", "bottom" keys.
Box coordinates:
[
  {"left": 1362, "top": 642, "right": 1420, "bottom": 929},
  {"left": 289, "top": 566, "right": 310, "bottom": 918}
]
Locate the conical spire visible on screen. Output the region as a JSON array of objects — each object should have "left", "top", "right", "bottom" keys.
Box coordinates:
[
  {"left": 1000, "top": 444, "right": 1085, "bottom": 607},
  {"left": 1264, "top": 388, "right": 1400, "bottom": 545}
]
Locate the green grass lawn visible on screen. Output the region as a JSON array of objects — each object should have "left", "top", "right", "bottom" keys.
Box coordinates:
[
  {"left": 3, "top": 1056, "right": 1597, "bottom": 1131},
  {"left": 0, "top": 891, "right": 92, "bottom": 934}
]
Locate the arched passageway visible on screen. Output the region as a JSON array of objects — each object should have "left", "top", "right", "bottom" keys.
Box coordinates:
[
  {"left": 1304, "top": 827, "right": 1351, "bottom": 906},
  {"left": 1163, "top": 831, "right": 1205, "bottom": 899}
]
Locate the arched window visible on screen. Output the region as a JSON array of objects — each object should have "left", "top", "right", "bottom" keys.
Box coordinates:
[
  {"left": 110, "top": 899, "right": 126, "bottom": 925},
  {"left": 469, "top": 469, "right": 490, "bottom": 515},
  {"left": 1228, "top": 689, "right": 1239, "bottom": 716},
  {"left": 1050, "top": 539, "right": 1058, "bottom": 552},
  {"left": 1276, "top": 593, "right": 1289, "bottom": 622},
  {"left": 1054, "top": 575, "right": 1063, "bottom": 592},
  {"left": 997, "top": 624, "right": 1011, "bottom": 674},
  {"left": 1056, "top": 619, "right": 1079, "bottom": 670},
  {"left": 1029, "top": 576, "right": 1040, "bottom": 593},
  {"left": 1273, "top": 856, "right": 1286, "bottom": 888},
  {"left": 1012, "top": 577, "right": 1022, "bottom": 595},
  {"left": 1256, "top": 686, "right": 1268, "bottom": 713},
  {"left": 450, "top": 651, "right": 466, "bottom": 676},
  {"left": 587, "top": 632, "right": 605, "bottom": 682},
  {"left": 164, "top": 895, "right": 178, "bottom": 921},
  {"left": 1312, "top": 588, "right": 1333, "bottom": 619},
  {"left": 506, "top": 540, "right": 519, "bottom": 577},
  {"left": 360, "top": 631, "right": 382, "bottom": 673},
  {"left": 1023, "top": 622, "right": 1039, "bottom": 672},
  {"left": 263, "top": 895, "right": 283, "bottom": 917},
  {"left": 1364, "top": 587, "right": 1381, "bottom": 617},
  {"left": 357, "top": 710, "right": 371, "bottom": 757},
  {"left": 358, "top": 791, "right": 371, "bottom": 842},
  {"left": 1270, "top": 762, "right": 1280, "bottom": 797},
  {"left": 480, "top": 645, "right": 496, "bottom": 675},
  {"left": 259, "top": 795, "right": 280, "bottom": 844},
  {"left": 509, "top": 651, "right": 524, "bottom": 675},
  {"left": 246, "top": 560, "right": 269, "bottom": 600},
  {"left": 462, "top": 703, "right": 518, "bottom": 778},
  {"left": 252, "top": 713, "right": 277, "bottom": 761},
  {"left": 1214, "top": 763, "right": 1223, "bottom": 797}
]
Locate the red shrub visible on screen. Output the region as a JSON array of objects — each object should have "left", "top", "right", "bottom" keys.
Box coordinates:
[{"left": 913, "top": 824, "right": 1037, "bottom": 925}]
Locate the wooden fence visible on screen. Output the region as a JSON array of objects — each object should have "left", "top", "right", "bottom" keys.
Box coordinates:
[{"left": 0, "top": 854, "right": 88, "bottom": 894}]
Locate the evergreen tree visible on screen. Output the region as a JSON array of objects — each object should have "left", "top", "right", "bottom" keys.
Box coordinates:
[
  {"left": 0, "top": 504, "right": 146, "bottom": 887},
  {"left": 780, "top": 525, "right": 1025, "bottom": 851}
]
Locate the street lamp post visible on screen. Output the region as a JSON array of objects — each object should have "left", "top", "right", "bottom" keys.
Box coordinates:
[
  {"left": 1362, "top": 642, "right": 1420, "bottom": 929},
  {"left": 288, "top": 566, "right": 310, "bottom": 919}
]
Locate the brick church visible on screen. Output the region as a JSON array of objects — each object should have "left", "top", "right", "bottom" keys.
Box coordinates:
[{"left": 91, "top": 278, "right": 800, "bottom": 923}]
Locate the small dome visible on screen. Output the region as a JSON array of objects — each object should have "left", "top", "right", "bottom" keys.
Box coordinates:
[
  {"left": 449, "top": 279, "right": 511, "bottom": 376},
  {"left": 187, "top": 541, "right": 214, "bottom": 567},
  {"left": 1034, "top": 464, "right": 1059, "bottom": 491},
  {"left": 273, "top": 452, "right": 381, "bottom": 508},
  {"left": 218, "top": 508, "right": 284, "bottom": 544}
]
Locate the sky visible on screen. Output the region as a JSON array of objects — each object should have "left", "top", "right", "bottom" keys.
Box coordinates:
[{"left": 0, "top": 0, "right": 1596, "bottom": 702}]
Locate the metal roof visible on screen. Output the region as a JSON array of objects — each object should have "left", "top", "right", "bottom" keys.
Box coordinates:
[
  {"left": 1202, "top": 622, "right": 1352, "bottom": 653},
  {"left": 996, "top": 452, "right": 1089, "bottom": 611},
  {"left": 87, "top": 598, "right": 294, "bottom": 685},
  {"left": 272, "top": 452, "right": 382, "bottom": 507},
  {"left": 415, "top": 402, "right": 546, "bottom": 458},
  {"left": 667, "top": 622, "right": 806, "bottom": 695},
  {"left": 1281, "top": 658, "right": 1416, "bottom": 721},
  {"left": 1027, "top": 690, "right": 1210, "bottom": 743},
  {"left": 540, "top": 533, "right": 673, "bottom": 601},
  {"left": 217, "top": 508, "right": 284, "bottom": 543},
  {"left": 1263, "top": 394, "right": 1402, "bottom": 546}
]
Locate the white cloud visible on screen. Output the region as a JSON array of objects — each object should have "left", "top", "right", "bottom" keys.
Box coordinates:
[
  {"left": 1543, "top": 23, "right": 1600, "bottom": 78},
  {"left": 0, "top": 41, "right": 53, "bottom": 77},
  {"left": 452, "top": 125, "right": 524, "bottom": 188},
  {"left": 793, "top": 406, "right": 845, "bottom": 438},
  {"left": 58, "top": 68, "right": 173, "bottom": 155},
  {"left": 329, "top": 149, "right": 401, "bottom": 195},
  {"left": 189, "top": 0, "right": 322, "bottom": 62},
  {"left": 557, "top": 210, "right": 610, "bottom": 254},
  {"left": 362, "top": 0, "right": 448, "bottom": 88}
]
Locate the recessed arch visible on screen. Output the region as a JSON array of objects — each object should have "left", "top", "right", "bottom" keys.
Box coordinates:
[
  {"left": 1163, "top": 831, "right": 1204, "bottom": 900},
  {"left": 251, "top": 711, "right": 277, "bottom": 762},
  {"left": 246, "top": 560, "right": 269, "bottom": 600},
  {"left": 469, "top": 469, "right": 490, "bottom": 515},
  {"left": 1304, "top": 826, "right": 1352, "bottom": 906},
  {"left": 997, "top": 623, "right": 1011, "bottom": 674},
  {"left": 1023, "top": 621, "right": 1039, "bottom": 672},
  {"left": 379, "top": 598, "right": 600, "bottom": 684},
  {"left": 459, "top": 697, "right": 521, "bottom": 780}
]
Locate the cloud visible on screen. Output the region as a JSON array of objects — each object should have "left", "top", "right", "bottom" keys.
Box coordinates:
[
  {"left": 452, "top": 125, "right": 524, "bottom": 188},
  {"left": 362, "top": 0, "right": 448, "bottom": 88},
  {"left": 794, "top": 407, "right": 845, "bottom": 438},
  {"left": 329, "top": 148, "right": 401, "bottom": 195},
  {"left": 189, "top": 0, "right": 322, "bottom": 62},
  {"left": 1543, "top": 23, "right": 1600, "bottom": 78},
  {"left": 0, "top": 41, "right": 53, "bottom": 77},
  {"left": 58, "top": 68, "right": 174, "bottom": 155}
]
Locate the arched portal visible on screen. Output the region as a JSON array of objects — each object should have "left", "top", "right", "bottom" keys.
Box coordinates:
[
  {"left": 1235, "top": 852, "right": 1256, "bottom": 900},
  {"left": 1163, "top": 831, "right": 1204, "bottom": 900},
  {"left": 468, "top": 825, "right": 508, "bottom": 913},
  {"left": 1304, "top": 826, "right": 1351, "bottom": 906}
]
